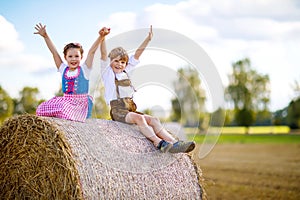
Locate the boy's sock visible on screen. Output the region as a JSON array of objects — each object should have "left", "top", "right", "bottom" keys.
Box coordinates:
[{"left": 157, "top": 140, "right": 172, "bottom": 153}]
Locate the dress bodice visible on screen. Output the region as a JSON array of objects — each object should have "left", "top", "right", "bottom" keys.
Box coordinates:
[{"left": 62, "top": 66, "right": 89, "bottom": 94}]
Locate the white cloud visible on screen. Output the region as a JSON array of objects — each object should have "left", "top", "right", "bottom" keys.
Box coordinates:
[
  {"left": 0, "top": 15, "right": 52, "bottom": 72},
  {"left": 0, "top": 15, "right": 57, "bottom": 99},
  {"left": 101, "top": 12, "right": 137, "bottom": 36},
  {"left": 143, "top": 2, "right": 218, "bottom": 40},
  {"left": 194, "top": 0, "right": 300, "bottom": 18},
  {"left": 0, "top": 53, "right": 51, "bottom": 71},
  {"left": 0, "top": 15, "right": 24, "bottom": 53}
]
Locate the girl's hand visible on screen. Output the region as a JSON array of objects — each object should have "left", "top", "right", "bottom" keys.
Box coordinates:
[
  {"left": 34, "top": 23, "right": 47, "bottom": 37},
  {"left": 99, "top": 27, "right": 110, "bottom": 37}
]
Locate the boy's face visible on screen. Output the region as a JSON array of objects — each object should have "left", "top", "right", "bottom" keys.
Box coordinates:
[
  {"left": 64, "top": 48, "right": 82, "bottom": 70},
  {"left": 110, "top": 57, "right": 127, "bottom": 74}
]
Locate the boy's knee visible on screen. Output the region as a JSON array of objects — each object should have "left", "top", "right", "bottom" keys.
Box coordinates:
[
  {"left": 131, "top": 113, "right": 146, "bottom": 124},
  {"left": 149, "top": 116, "right": 160, "bottom": 125}
]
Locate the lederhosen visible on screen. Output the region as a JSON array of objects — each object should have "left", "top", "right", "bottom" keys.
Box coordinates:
[{"left": 109, "top": 71, "right": 142, "bottom": 123}]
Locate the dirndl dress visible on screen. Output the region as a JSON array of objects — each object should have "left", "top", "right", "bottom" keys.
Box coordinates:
[{"left": 36, "top": 65, "right": 93, "bottom": 122}]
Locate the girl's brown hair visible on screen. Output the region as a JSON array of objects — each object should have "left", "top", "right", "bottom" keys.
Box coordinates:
[{"left": 63, "top": 43, "right": 84, "bottom": 56}]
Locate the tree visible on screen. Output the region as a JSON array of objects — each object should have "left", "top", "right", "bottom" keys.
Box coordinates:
[
  {"left": 291, "top": 78, "right": 300, "bottom": 100},
  {"left": 287, "top": 98, "right": 300, "bottom": 129},
  {"left": 210, "top": 107, "right": 226, "bottom": 126},
  {"left": 226, "top": 58, "right": 270, "bottom": 127},
  {"left": 14, "top": 87, "right": 40, "bottom": 115},
  {"left": 170, "top": 67, "right": 206, "bottom": 127},
  {"left": 0, "top": 86, "right": 14, "bottom": 124},
  {"left": 286, "top": 77, "right": 300, "bottom": 129},
  {"left": 272, "top": 108, "right": 288, "bottom": 125}
]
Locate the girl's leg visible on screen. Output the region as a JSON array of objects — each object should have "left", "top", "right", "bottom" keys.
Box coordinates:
[{"left": 143, "top": 115, "right": 177, "bottom": 144}]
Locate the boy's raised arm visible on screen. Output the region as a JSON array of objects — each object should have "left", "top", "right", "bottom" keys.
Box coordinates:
[
  {"left": 100, "top": 27, "right": 110, "bottom": 61},
  {"left": 34, "top": 23, "right": 63, "bottom": 69},
  {"left": 134, "top": 25, "right": 153, "bottom": 60}
]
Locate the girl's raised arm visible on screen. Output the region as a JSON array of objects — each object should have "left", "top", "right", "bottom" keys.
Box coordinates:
[
  {"left": 34, "top": 23, "right": 62, "bottom": 69},
  {"left": 85, "top": 27, "right": 110, "bottom": 68}
]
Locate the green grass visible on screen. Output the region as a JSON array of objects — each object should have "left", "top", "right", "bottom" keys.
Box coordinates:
[
  {"left": 185, "top": 126, "right": 291, "bottom": 135},
  {"left": 188, "top": 134, "right": 300, "bottom": 144}
]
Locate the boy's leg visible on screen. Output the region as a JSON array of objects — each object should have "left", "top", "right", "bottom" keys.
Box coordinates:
[
  {"left": 125, "top": 112, "right": 161, "bottom": 146},
  {"left": 125, "top": 112, "right": 172, "bottom": 152},
  {"left": 143, "top": 114, "right": 196, "bottom": 153},
  {"left": 143, "top": 115, "right": 177, "bottom": 143}
]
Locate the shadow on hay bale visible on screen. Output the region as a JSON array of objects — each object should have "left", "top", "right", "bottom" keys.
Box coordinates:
[{"left": 0, "top": 114, "right": 203, "bottom": 199}]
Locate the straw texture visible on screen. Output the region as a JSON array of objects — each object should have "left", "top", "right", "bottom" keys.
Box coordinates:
[
  {"left": 1, "top": 114, "right": 203, "bottom": 199},
  {"left": 0, "top": 114, "right": 83, "bottom": 200}
]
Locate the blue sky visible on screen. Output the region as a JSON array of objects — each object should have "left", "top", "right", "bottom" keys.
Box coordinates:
[{"left": 1, "top": 0, "right": 300, "bottom": 112}]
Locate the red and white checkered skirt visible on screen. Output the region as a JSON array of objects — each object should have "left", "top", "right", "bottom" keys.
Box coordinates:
[{"left": 36, "top": 94, "right": 89, "bottom": 122}]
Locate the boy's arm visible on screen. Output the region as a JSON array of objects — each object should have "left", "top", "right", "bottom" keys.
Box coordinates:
[
  {"left": 85, "top": 27, "right": 110, "bottom": 68},
  {"left": 134, "top": 25, "right": 153, "bottom": 60},
  {"left": 100, "top": 37, "right": 108, "bottom": 61},
  {"left": 100, "top": 27, "right": 110, "bottom": 61},
  {"left": 34, "top": 23, "right": 63, "bottom": 69}
]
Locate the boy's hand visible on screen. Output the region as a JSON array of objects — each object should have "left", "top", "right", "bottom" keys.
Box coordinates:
[
  {"left": 148, "top": 25, "right": 153, "bottom": 41},
  {"left": 99, "top": 27, "right": 110, "bottom": 37},
  {"left": 34, "top": 23, "right": 47, "bottom": 37}
]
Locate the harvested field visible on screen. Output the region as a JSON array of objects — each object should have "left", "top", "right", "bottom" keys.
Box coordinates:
[{"left": 192, "top": 143, "right": 300, "bottom": 200}]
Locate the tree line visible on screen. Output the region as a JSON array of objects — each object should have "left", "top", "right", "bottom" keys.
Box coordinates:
[
  {"left": 1, "top": 57, "right": 299, "bottom": 128},
  {"left": 170, "top": 58, "right": 300, "bottom": 129}
]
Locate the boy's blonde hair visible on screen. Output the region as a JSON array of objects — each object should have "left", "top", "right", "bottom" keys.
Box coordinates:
[{"left": 108, "top": 47, "right": 129, "bottom": 64}]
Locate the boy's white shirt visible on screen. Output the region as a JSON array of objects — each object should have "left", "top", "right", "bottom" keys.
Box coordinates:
[{"left": 101, "top": 55, "right": 140, "bottom": 105}]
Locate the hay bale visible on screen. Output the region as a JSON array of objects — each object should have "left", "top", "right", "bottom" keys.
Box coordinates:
[
  {"left": 0, "top": 114, "right": 83, "bottom": 200},
  {"left": 1, "top": 114, "right": 203, "bottom": 199}
]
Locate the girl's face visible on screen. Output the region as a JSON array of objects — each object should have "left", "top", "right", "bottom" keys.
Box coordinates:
[
  {"left": 111, "top": 58, "right": 127, "bottom": 74},
  {"left": 64, "top": 48, "right": 82, "bottom": 70}
]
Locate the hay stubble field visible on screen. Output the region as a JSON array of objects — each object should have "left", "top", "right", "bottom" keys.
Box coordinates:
[{"left": 191, "top": 139, "right": 300, "bottom": 199}]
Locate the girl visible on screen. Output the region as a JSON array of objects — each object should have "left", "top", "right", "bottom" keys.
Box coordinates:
[
  {"left": 34, "top": 23, "right": 108, "bottom": 122},
  {"left": 100, "top": 26, "right": 195, "bottom": 153}
]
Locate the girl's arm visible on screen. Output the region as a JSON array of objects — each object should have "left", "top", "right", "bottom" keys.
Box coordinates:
[
  {"left": 85, "top": 27, "right": 110, "bottom": 68},
  {"left": 134, "top": 25, "right": 153, "bottom": 60},
  {"left": 34, "top": 23, "right": 63, "bottom": 69}
]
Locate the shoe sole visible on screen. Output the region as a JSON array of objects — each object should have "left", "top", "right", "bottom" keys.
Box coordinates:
[{"left": 185, "top": 142, "right": 195, "bottom": 153}]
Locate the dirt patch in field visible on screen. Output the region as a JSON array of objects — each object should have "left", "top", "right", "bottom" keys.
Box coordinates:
[{"left": 192, "top": 143, "right": 300, "bottom": 200}]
